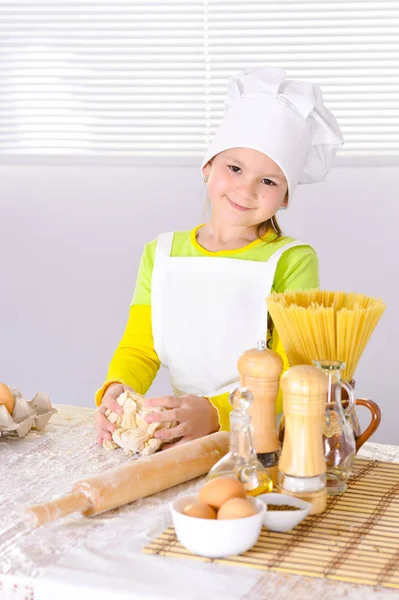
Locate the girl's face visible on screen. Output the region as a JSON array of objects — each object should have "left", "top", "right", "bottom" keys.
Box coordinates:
[{"left": 202, "top": 148, "right": 288, "bottom": 228}]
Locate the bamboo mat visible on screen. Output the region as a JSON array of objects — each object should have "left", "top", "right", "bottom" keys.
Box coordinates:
[{"left": 143, "top": 458, "right": 399, "bottom": 589}]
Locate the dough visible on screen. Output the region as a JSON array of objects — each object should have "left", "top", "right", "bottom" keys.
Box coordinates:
[{"left": 103, "top": 391, "right": 176, "bottom": 456}]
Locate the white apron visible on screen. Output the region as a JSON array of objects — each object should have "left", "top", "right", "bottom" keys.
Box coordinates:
[{"left": 151, "top": 232, "right": 304, "bottom": 398}]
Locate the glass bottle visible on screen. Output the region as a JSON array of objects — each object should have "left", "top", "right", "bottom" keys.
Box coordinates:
[
  {"left": 205, "top": 387, "right": 273, "bottom": 496},
  {"left": 314, "top": 360, "right": 356, "bottom": 495}
]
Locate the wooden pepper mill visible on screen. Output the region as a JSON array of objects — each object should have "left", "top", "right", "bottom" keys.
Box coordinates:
[
  {"left": 279, "top": 365, "right": 329, "bottom": 515},
  {"left": 237, "top": 340, "right": 283, "bottom": 488}
]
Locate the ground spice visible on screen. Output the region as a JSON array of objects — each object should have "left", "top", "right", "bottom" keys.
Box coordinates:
[{"left": 267, "top": 504, "right": 300, "bottom": 511}]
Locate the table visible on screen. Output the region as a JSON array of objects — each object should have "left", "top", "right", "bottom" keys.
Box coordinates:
[{"left": 1, "top": 405, "right": 398, "bottom": 600}]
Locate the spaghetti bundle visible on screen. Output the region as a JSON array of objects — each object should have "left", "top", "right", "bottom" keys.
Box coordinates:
[{"left": 267, "top": 290, "right": 386, "bottom": 381}]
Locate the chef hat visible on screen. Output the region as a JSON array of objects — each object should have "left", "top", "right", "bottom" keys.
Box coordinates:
[{"left": 201, "top": 67, "right": 344, "bottom": 205}]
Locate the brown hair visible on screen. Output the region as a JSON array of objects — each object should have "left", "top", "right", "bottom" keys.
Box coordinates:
[{"left": 256, "top": 215, "right": 283, "bottom": 240}]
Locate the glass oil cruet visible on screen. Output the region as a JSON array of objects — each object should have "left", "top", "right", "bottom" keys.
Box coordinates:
[
  {"left": 314, "top": 360, "right": 357, "bottom": 495},
  {"left": 205, "top": 386, "right": 273, "bottom": 496}
]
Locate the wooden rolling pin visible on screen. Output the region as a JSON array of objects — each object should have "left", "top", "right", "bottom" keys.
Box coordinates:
[{"left": 25, "top": 431, "right": 229, "bottom": 528}]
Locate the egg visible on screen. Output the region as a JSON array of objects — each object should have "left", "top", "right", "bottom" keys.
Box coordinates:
[
  {"left": 0, "top": 383, "right": 14, "bottom": 414},
  {"left": 198, "top": 477, "right": 246, "bottom": 509},
  {"left": 183, "top": 503, "right": 216, "bottom": 520},
  {"left": 217, "top": 497, "right": 257, "bottom": 520}
]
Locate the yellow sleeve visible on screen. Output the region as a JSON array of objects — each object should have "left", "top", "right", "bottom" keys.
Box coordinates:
[
  {"left": 94, "top": 305, "right": 160, "bottom": 406},
  {"left": 207, "top": 392, "right": 231, "bottom": 432}
]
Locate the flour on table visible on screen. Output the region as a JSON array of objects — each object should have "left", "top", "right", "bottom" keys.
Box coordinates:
[{"left": 103, "top": 391, "right": 176, "bottom": 456}]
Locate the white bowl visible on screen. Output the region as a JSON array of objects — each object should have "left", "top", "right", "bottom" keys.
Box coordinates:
[
  {"left": 259, "top": 492, "right": 311, "bottom": 532},
  {"left": 170, "top": 493, "right": 265, "bottom": 558}
]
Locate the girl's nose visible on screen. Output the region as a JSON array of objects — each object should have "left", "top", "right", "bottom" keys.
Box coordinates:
[{"left": 235, "top": 180, "right": 256, "bottom": 200}]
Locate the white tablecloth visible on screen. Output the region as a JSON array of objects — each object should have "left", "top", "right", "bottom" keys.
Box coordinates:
[{"left": 1, "top": 405, "right": 398, "bottom": 600}]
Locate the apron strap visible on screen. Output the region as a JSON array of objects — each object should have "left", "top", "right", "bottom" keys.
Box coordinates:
[
  {"left": 155, "top": 232, "right": 174, "bottom": 259},
  {"left": 264, "top": 240, "right": 307, "bottom": 274},
  {"left": 155, "top": 235, "right": 306, "bottom": 273},
  {"left": 152, "top": 232, "right": 174, "bottom": 361}
]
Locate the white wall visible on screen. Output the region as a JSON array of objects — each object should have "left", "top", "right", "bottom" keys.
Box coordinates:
[{"left": 0, "top": 163, "right": 397, "bottom": 444}]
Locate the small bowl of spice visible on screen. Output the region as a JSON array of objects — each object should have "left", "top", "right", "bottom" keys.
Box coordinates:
[{"left": 259, "top": 492, "right": 311, "bottom": 532}]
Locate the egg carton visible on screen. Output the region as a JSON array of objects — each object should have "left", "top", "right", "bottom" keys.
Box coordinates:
[{"left": 0, "top": 387, "right": 57, "bottom": 438}]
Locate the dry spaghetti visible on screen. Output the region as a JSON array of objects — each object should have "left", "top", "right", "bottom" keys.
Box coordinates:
[{"left": 267, "top": 290, "right": 386, "bottom": 381}]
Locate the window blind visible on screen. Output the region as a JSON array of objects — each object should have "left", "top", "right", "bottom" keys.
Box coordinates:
[{"left": 0, "top": 0, "right": 398, "bottom": 160}]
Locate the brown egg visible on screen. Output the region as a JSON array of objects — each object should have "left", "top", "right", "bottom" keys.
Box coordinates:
[
  {"left": 0, "top": 383, "right": 14, "bottom": 414},
  {"left": 183, "top": 503, "right": 216, "bottom": 519},
  {"left": 217, "top": 497, "right": 257, "bottom": 520},
  {"left": 198, "top": 477, "right": 246, "bottom": 509}
]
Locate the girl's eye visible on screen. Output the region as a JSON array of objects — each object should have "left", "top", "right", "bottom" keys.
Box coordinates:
[{"left": 228, "top": 165, "right": 276, "bottom": 186}]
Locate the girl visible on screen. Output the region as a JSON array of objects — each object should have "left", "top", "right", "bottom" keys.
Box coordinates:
[{"left": 94, "top": 67, "right": 343, "bottom": 447}]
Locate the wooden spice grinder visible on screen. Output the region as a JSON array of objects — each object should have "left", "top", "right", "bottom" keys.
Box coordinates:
[
  {"left": 279, "top": 365, "right": 328, "bottom": 515},
  {"left": 237, "top": 341, "right": 283, "bottom": 487}
]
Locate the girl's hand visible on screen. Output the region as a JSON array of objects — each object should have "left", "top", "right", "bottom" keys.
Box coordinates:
[
  {"left": 144, "top": 394, "right": 220, "bottom": 448},
  {"left": 94, "top": 383, "right": 133, "bottom": 445}
]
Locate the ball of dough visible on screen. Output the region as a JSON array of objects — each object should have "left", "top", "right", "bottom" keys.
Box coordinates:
[{"left": 103, "top": 391, "right": 176, "bottom": 456}]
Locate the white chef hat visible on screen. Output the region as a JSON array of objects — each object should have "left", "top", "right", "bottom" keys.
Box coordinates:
[{"left": 201, "top": 67, "right": 344, "bottom": 205}]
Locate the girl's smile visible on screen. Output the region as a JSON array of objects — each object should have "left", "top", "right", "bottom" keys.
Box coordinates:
[{"left": 226, "top": 196, "right": 253, "bottom": 212}]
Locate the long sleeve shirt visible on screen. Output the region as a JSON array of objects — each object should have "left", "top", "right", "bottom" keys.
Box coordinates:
[{"left": 95, "top": 225, "right": 319, "bottom": 430}]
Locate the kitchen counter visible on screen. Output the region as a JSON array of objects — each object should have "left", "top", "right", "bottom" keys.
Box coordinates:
[{"left": 1, "top": 404, "right": 398, "bottom": 600}]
